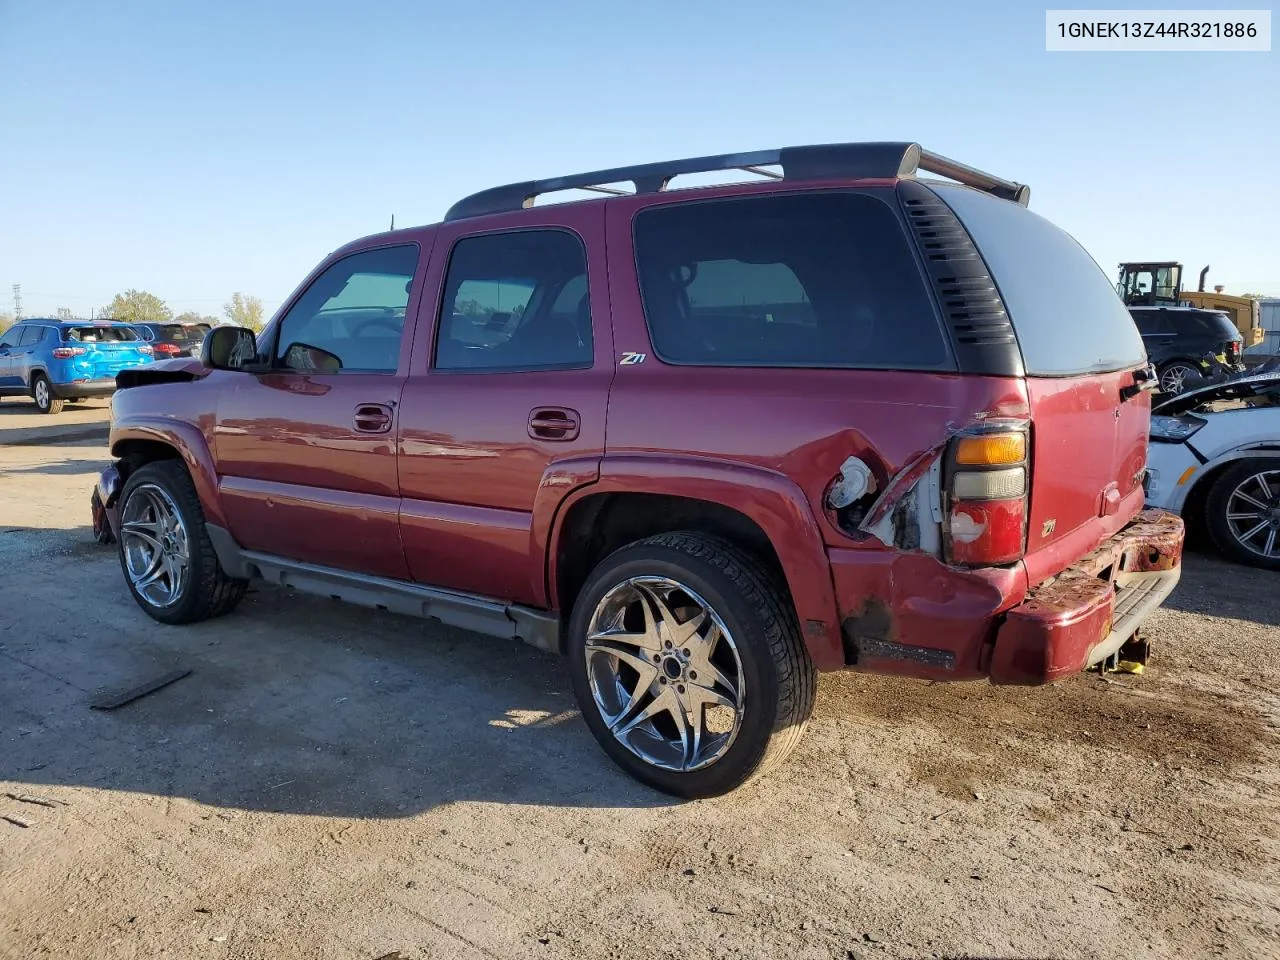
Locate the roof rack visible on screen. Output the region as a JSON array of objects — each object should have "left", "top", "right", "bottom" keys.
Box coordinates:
[{"left": 443, "top": 141, "right": 1030, "bottom": 221}]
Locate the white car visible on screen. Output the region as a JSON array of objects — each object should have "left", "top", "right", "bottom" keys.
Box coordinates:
[{"left": 1145, "top": 370, "right": 1280, "bottom": 569}]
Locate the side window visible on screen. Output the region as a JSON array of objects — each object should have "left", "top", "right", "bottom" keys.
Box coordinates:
[
  {"left": 435, "top": 230, "right": 593, "bottom": 372},
  {"left": 274, "top": 244, "right": 419, "bottom": 374},
  {"left": 19, "top": 326, "right": 46, "bottom": 346},
  {"left": 1131, "top": 312, "right": 1170, "bottom": 336},
  {"left": 0, "top": 328, "right": 22, "bottom": 348},
  {"left": 633, "top": 193, "right": 951, "bottom": 369}
]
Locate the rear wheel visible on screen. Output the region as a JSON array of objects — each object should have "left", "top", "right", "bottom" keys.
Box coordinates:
[
  {"left": 31, "top": 374, "right": 64, "bottom": 414},
  {"left": 567, "top": 532, "right": 816, "bottom": 798},
  {"left": 1205, "top": 460, "right": 1280, "bottom": 570},
  {"left": 1158, "top": 361, "right": 1199, "bottom": 395},
  {"left": 118, "top": 460, "right": 248, "bottom": 623}
]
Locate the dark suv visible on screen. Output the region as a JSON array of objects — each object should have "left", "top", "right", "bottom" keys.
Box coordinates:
[
  {"left": 1130, "top": 306, "right": 1245, "bottom": 395},
  {"left": 133, "top": 321, "right": 211, "bottom": 359},
  {"left": 93, "top": 141, "right": 1184, "bottom": 797}
]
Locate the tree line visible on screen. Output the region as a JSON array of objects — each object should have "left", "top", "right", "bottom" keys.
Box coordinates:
[{"left": 0, "top": 290, "right": 266, "bottom": 334}]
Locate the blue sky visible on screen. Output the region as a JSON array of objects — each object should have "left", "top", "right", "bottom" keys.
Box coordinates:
[{"left": 1, "top": 0, "right": 1276, "bottom": 320}]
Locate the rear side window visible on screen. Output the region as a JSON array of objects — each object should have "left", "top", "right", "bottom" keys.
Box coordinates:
[
  {"left": 18, "top": 325, "right": 46, "bottom": 346},
  {"left": 435, "top": 230, "right": 593, "bottom": 372},
  {"left": 1177, "top": 311, "right": 1239, "bottom": 340},
  {"left": 932, "top": 184, "right": 1146, "bottom": 376},
  {"left": 65, "top": 325, "right": 140, "bottom": 342},
  {"left": 633, "top": 192, "right": 951, "bottom": 369},
  {"left": 1131, "top": 310, "right": 1173, "bottom": 336}
]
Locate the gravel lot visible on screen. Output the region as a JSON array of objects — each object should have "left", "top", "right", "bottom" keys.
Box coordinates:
[{"left": 1, "top": 433, "right": 1277, "bottom": 960}]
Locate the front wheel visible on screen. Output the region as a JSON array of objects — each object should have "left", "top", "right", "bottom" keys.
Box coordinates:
[
  {"left": 31, "top": 374, "right": 65, "bottom": 414},
  {"left": 1204, "top": 460, "right": 1280, "bottom": 570},
  {"left": 117, "top": 460, "right": 248, "bottom": 623},
  {"left": 567, "top": 532, "right": 816, "bottom": 798}
]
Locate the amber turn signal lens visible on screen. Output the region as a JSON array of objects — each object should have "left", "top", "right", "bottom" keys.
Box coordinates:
[{"left": 955, "top": 433, "right": 1026, "bottom": 466}]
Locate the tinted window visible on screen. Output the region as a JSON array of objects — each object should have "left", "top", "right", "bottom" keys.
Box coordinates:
[
  {"left": 0, "top": 328, "right": 19, "bottom": 348},
  {"left": 633, "top": 193, "right": 949, "bottom": 368},
  {"left": 435, "top": 230, "right": 593, "bottom": 371},
  {"left": 18, "top": 326, "right": 46, "bottom": 346},
  {"left": 1131, "top": 310, "right": 1172, "bottom": 336},
  {"left": 274, "top": 244, "right": 419, "bottom": 373},
  {"left": 1175, "top": 311, "right": 1239, "bottom": 340},
  {"left": 933, "top": 184, "right": 1146, "bottom": 376},
  {"left": 65, "top": 325, "right": 141, "bottom": 342}
]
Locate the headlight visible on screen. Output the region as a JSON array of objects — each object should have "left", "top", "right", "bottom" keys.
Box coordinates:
[{"left": 1150, "top": 415, "right": 1206, "bottom": 442}]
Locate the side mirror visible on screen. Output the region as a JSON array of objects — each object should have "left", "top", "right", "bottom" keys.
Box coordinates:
[
  {"left": 281, "top": 342, "right": 342, "bottom": 374},
  {"left": 201, "top": 326, "right": 258, "bottom": 370}
]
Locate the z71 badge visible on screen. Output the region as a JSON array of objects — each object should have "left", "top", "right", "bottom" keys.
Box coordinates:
[{"left": 619, "top": 352, "right": 647, "bottom": 365}]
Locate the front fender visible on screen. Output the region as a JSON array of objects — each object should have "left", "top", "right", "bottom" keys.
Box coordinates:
[
  {"left": 538, "top": 454, "right": 844, "bottom": 669},
  {"left": 110, "top": 417, "right": 226, "bottom": 528},
  {"left": 1171, "top": 442, "right": 1280, "bottom": 513}
]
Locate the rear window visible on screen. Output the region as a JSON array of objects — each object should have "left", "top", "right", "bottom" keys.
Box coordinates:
[
  {"left": 932, "top": 184, "right": 1147, "bottom": 376},
  {"left": 156, "top": 324, "right": 202, "bottom": 341},
  {"left": 633, "top": 192, "right": 951, "bottom": 369},
  {"left": 64, "top": 325, "right": 141, "bottom": 343}
]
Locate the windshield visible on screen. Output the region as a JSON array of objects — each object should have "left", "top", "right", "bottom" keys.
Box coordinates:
[{"left": 64, "top": 325, "right": 141, "bottom": 343}]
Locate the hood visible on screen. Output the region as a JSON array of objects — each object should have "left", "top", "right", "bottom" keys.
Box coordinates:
[{"left": 1153, "top": 370, "right": 1280, "bottom": 415}]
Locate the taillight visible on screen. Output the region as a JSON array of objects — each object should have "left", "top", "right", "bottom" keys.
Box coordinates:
[
  {"left": 51, "top": 346, "right": 87, "bottom": 359},
  {"left": 945, "top": 429, "right": 1029, "bottom": 566},
  {"left": 150, "top": 343, "right": 176, "bottom": 354}
]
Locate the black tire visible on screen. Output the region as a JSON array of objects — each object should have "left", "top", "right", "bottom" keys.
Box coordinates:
[
  {"left": 117, "top": 460, "right": 248, "bottom": 623},
  {"left": 1204, "top": 460, "right": 1280, "bottom": 570},
  {"left": 31, "top": 374, "right": 64, "bottom": 414},
  {"left": 1157, "top": 361, "right": 1200, "bottom": 396},
  {"left": 567, "top": 531, "right": 816, "bottom": 798}
]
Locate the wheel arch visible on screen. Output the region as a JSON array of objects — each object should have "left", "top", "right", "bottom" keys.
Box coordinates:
[
  {"left": 540, "top": 456, "right": 844, "bottom": 669},
  {"left": 111, "top": 420, "right": 227, "bottom": 528},
  {"left": 1181, "top": 446, "right": 1280, "bottom": 531}
]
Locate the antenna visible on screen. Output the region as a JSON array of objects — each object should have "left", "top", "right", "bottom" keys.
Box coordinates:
[{"left": 389, "top": 214, "right": 395, "bottom": 231}]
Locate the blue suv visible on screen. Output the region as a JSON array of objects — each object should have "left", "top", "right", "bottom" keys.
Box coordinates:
[{"left": 0, "top": 318, "right": 155, "bottom": 414}]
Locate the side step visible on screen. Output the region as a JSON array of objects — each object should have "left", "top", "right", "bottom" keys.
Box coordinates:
[{"left": 206, "top": 524, "right": 561, "bottom": 654}]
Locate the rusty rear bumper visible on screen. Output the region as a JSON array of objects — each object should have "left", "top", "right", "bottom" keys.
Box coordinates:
[{"left": 988, "top": 509, "right": 1184, "bottom": 685}]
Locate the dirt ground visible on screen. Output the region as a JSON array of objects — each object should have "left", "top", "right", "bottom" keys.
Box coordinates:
[{"left": 1, "top": 434, "right": 1277, "bottom": 960}]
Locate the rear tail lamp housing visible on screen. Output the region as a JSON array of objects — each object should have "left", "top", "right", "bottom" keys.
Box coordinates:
[{"left": 944, "top": 423, "right": 1030, "bottom": 566}]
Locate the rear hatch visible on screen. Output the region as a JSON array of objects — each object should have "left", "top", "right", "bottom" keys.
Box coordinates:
[
  {"left": 149, "top": 323, "right": 207, "bottom": 357},
  {"left": 934, "top": 184, "right": 1151, "bottom": 583},
  {"left": 63, "top": 324, "right": 153, "bottom": 378},
  {"left": 1197, "top": 310, "right": 1245, "bottom": 366}
]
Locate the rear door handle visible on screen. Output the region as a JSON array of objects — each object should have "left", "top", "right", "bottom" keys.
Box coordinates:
[
  {"left": 354, "top": 403, "right": 394, "bottom": 434},
  {"left": 529, "top": 408, "right": 581, "bottom": 441}
]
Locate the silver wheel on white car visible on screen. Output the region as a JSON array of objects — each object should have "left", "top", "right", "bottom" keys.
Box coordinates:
[{"left": 1205, "top": 461, "right": 1280, "bottom": 571}]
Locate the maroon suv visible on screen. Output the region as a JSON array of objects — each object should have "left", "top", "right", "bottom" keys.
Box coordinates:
[{"left": 95, "top": 142, "right": 1184, "bottom": 797}]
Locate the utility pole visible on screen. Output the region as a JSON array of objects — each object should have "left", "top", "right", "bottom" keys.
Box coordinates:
[{"left": 12, "top": 284, "right": 22, "bottom": 320}]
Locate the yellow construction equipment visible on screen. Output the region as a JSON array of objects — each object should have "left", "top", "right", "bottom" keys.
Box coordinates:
[{"left": 1118, "top": 262, "right": 1263, "bottom": 346}]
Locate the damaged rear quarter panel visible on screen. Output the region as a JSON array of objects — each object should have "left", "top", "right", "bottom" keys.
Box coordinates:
[{"left": 829, "top": 548, "right": 1027, "bottom": 680}]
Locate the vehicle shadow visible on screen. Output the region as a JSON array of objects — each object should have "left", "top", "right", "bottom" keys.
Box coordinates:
[
  {"left": 1, "top": 527, "right": 677, "bottom": 816},
  {"left": 1160, "top": 548, "right": 1280, "bottom": 628},
  {"left": 0, "top": 456, "right": 106, "bottom": 476}
]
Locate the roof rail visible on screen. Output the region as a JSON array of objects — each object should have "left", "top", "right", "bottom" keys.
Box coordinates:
[{"left": 443, "top": 141, "right": 1029, "bottom": 221}]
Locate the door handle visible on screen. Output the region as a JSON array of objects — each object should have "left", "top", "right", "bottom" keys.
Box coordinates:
[
  {"left": 528, "top": 408, "right": 581, "bottom": 441},
  {"left": 353, "top": 403, "right": 394, "bottom": 434}
]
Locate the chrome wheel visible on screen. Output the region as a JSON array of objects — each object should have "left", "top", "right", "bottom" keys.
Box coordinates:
[
  {"left": 1225, "top": 469, "right": 1280, "bottom": 560},
  {"left": 584, "top": 576, "right": 744, "bottom": 772},
  {"left": 33, "top": 378, "right": 50, "bottom": 410},
  {"left": 120, "top": 483, "right": 190, "bottom": 608},
  {"left": 1159, "top": 363, "right": 1197, "bottom": 395}
]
